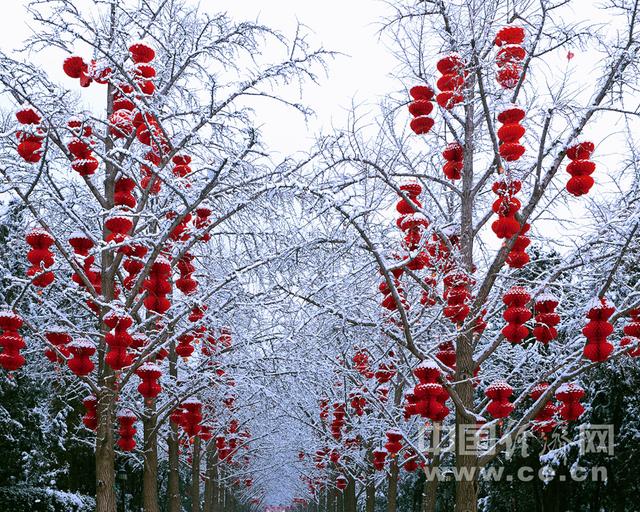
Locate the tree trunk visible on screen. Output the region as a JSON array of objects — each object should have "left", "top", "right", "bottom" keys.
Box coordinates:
[
  {"left": 387, "top": 459, "right": 398, "bottom": 512},
  {"left": 142, "top": 403, "right": 159, "bottom": 512},
  {"left": 95, "top": 391, "right": 117, "bottom": 512},
  {"left": 421, "top": 473, "right": 438, "bottom": 512},
  {"left": 167, "top": 338, "right": 181, "bottom": 512},
  {"left": 192, "top": 436, "right": 201, "bottom": 512},
  {"left": 203, "top": 443, "right": 218, "bottom": 511},
  {"left": 344, "top": 475, "right": 356, "bottom": 512},
  {"left": 366, "top": 477, "right": 376, "bottom": 512}
]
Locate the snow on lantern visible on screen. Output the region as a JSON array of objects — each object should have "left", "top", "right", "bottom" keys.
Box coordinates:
[
  {"left": 105, "top": 209, "right": 133, "bottom": 246},
  {"left": 565, "top": 141, "right": 596, "bottom": 196},
  {"left": 123, "top": 244, "right": 148, "bottom": 289},
  {"left": 408, "top": 85, "right": 435, "bottom": 134},
  {"left": 491, "top": 178, "right": 522, "bottom": 239},
  {"left": 494, "top": 26, "right": 526, "bottom": 89},
  {"left": 436, "top": 341, "right": 456, "bottom": 369},
  {"left": 114, "top": 177, "right": 137, "bottom": 209},
  {"left": 66, "top": 121, "right": 99, "bottom": 176},
  {"left": 44, "top": 328, "right": 71, "bottom": 363},
  {"left": 15, "top": 107, "right": 44, "bottom": 163},
  {"left": 411, "top": 362, "right": 449, "bottom": 421},
  {"left": 136, "top": 362, "right": 162, "bottom": 400},
  {"left": 67, "top": 338, "right": 95, "bottom": 376},
  {"left": 82, "top": 395, "right": 98, "bottom": 431},
  {"left": 335, "top": 475, "right": 348, "bottom": 492},
  {"left": 583, "top": 297, "right": 615, "bottom": 362},
  {"left": 129, "top": 41, "right": 156, "bottom": 64},
  {"left": 435, "top": 53, "right": 465, "bottom": 109},
  {"left": 25, "top": 229, "right": 55, "bottom": 288},
  {"left": 533, "top": 292, "right": 560, "bottom": 344},
  {"left": 501, "top": 286, "right": 531, "bottom": 344},
  {"left": 485, "top": 380, "right": 515, "bottom": 419},
  {"left": 442, "top": 142, "right": 464, "bottom": 180},
  {"left": 116, "top": 410, "right": 137, "bottom": 452},
  {"left": 0, "top": 310, "right": 26, "bottom": 371},
  {"left": 443, "top": 271, "right": 472, "bottom": 325},
  {"left": 555, "top": 383, "right": 585, "bottom": 421},
  {"left": 176, "top": 333, "right": 195, "bottom": 359},
  {"left": 384, "top": 429, "right": 403, "bottom": 456},
  {"left": 621, "top": 308, "right": 640, "bottom": 357}
]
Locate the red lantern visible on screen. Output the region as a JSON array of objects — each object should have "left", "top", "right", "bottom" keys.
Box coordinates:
[
  {"left": 82, "top": 395, "right": 98, "bottom": 430},
  {"left": 533, "top": 292, "right": 560, "bottom": 344},
  {"left": 408, "top": 85, "right": 435, "bottom": 134},
  {"left": 335, "top": 475, "right": 348, "bottom": 492},
  {"left": 136, "top": 362, "right": 162, "bottom": 399},
  {"left": 529, "top": 382, "right": 557, "bottom": 433},
  {"left": 621, "top": 308, "right": 640, "bottom": 357},
  {"left": 555, "top": 383, "right": 585, "bottom": 421},
  {"left": 104, "top": 310, "right": 133, "bottom": 371},
  {"left": 583, "top": 297, "right": 614, "bottom": 362},
  {"left": 25, "top": 229, "right": 55, "bottom": 288},
  {"left": 384, "top": 429, "right": 403, "bottom": 456},
  {"left": 372, "top": 448, "right": 387, "bottom": 471},
  {"left": 565, "top": 141, "right": 596, "bottom": 196},
  {"left": 506, "top": 223, "right": 530, "bottom": 268},
  {"left": 494, "top": 26, "right": 526, "bottom": 88},
  {"left": 44, "top": 328, "right": 71, "bottom": 363},
  {"left": 176, "top": 253, "right": 198, "bottom": 295},
  {"left": 442, "top": 271, "right": 472, "bottom": 325},
  {"left": 15, "top": 107, "right": 44, "bottom": 163},
  {"left": 143, "top": 257, "right": 172, "bottom": 314},
  {"left": 442, "top": 142, "right": 463, "bottom": 180},
  {"left": 0, "top": 311, "right": 26, "bottom": 371},
  {"left": 181, "top": 398, "right": 203, "bottom": 437},
  {"left": 129, "top": 41, "right": 156, "bottom": 63},
  {"left": 67, "top": 338, "right": 95, "bottom": 376},
  {"left": 485, "top": 381, "right": 515, "bottom": 419},
  {"left": 435, "top": 54, "right": 465, "bottom": 109},
  {"left": 491, "top": 179, "right": 522, "bottom": 239},
  {"left": 117, "top": 410, "right": 137, "bottom": 451},
  {"left": 501, "top": 286, "right": 531, "bottom": 344}
]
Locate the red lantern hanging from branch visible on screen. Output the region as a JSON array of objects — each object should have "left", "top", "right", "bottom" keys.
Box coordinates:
[
  {"left": 44, "top": 328, "right": 71, "bottom": 363},
  {"left": 555, "top": 383, "right": 585, "bottom": 421},
  {"left": 435, "top": 54, "right": 465, "bottom": 109},
  {"left": 502, "top": 286, "right": 531, "bottom": 344},
  {"left": 497, "top": 106, "right": 526, "bottom": 161},
  {"left": 82, "top": 395, "right": 98, "bottom": 431},
  {"left": 442, "top": 142, "right": 463, "bottom": 180},
  {"left": 0, "top": 311, "right": 26, "bottom": 371},
  {"left": 491, "top": 178, "right": 522, "bottom": 239},
  {"left": 116, "top": 410, "right": 137, "bottom": 452},
  {"left": 384, "top": 429, "right": 403, "bottom": 456},
  {"left": 67, "top": 338, "right": 95, "bottom": 376},
  {"left": 485, "top": 380, "right": 515, "bottom": 419},
  {"left": 494, "top": 26, "right": 526, "bottom": 89},
  {"left": 583, "top": 297, "right": 615, "bottom": 362},
  {"left": 372, "top": 448, "right": 387, "bottom": 471},
  {"left": 621, "top": 308, "right": 640, "bottom": 357},
  {"left": 565, "top": 141, "right": 596, "bottom": 196},
  {"left": 15, "top": 107, "right": 44, "bottom": 163},
  {"left": 533, "top": 292, "right": 560, "bottom": 344},
  {"left": 529, "top": 382, "right": 557, "bottom": 433},
  {"left": 25, "top": 229, "right": 55, "bottom": 288},
  {"left": 408, "top": 85, "right": 435, "bottom": 134},
  {"left": 136, "top": 362, "right": 162, "bottom": 400}
]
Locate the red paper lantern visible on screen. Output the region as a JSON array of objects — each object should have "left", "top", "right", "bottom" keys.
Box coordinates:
[
  {"left": 0, "top": 311, "right": 26, "bottom": 371},
  {"left": 408, "top": 85, "right": 435, "bottom": 134},
  {"left": 555, "top": 383, "right": 585, "bottom": 421},
  {"left": 117, "top": 410, "right": 137, "bottom": 451},
  {"left": 565, "top": 141, "right": 596, "bottom": 196},
  {"left": 501, "top": 286, "right": 531, "bottom": 344},
  {"left": 181, "top": 398, "right": 203, "bottom": 437},
  {"left": 67, "top": 338, "right": 95, "bottom": 376},
  {"left": 372, "top": 448, "right": 387, "bottom": 471},
  {"left": 533, "top": 292, "right": 560, "bottom": 344},
  {"left": 583, "top": 297, "right": 614, "bottom": 362},
  {"left": 129, "top": 42, "right": 156, "bottom": 63},
  {"left": 435, "top": 54, "right": 465, "bottom": 109},
  {"left": 44, "top": 328, "right": 71, "bottom": 363},
  {"left": 136, "top": 362, "right": 162, "bottom": 399},
  {"left": 25, "top": 229, "right": 55, "bottom": 288},
  {"left": 485, "top": 381, "right": 515, "bottom": 418},
  {"left": 494, "top": 26, "right": 526, "bottom": 88},
  {"left": 442, "top": 142, "right": 463, "bottom": 180}
]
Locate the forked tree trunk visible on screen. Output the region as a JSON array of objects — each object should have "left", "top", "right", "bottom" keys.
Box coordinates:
[
  {"left": 95, "top": 391, "right": 117, "bottom": 512},
  {"left": 142, "top": 403, "right": 160, "bottom": 512},
  {"left": 192, "top": 436, "right": 201, "bottom": 512},
  {"left": 387, "top": 459, "right": 399, "bottom": 512},
  {"left": 167, "top": 338, "right": 181, "bottom": 512}
]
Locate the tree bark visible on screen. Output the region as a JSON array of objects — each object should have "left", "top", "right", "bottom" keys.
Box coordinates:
[
  {"left": 192, "top": 436, "right": 201, "bottom": 512},
  {"left": 95, "top": 391, "right": 117, "bottom": 512},
  {"left": 387, "top": 459, "right": 398, "bottom": 512},
  {"left": 366, "top": 477, "right": 376, "bottom": 512},
  {"left": 421, "top": 473, "right": 438, "bottom": 512},
  {"left": 142, "top": 403, "right": 160, "bottom": 512},
  {"left": 167, "top": 338, "right": 181, "bottom": 512},
  {"left": 203, "top": 442, "right": 218, "bottom": 511},
  {"left": 344, "top": 475, "right": 357, "bottom": 512}
]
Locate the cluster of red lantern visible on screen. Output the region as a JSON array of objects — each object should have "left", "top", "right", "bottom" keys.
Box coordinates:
[
  {"left": 494, "top": 26, "right": 526, "bottom": 89},
  {"left": 67, "top": 119, "right": 99, "bottom": 177},
  {"left": 384, "top": 429, "right": 403, "bottom": 456},
  {"left": 497, "top": 107, "right": 526, "bottom": 161},
  {"left": 26, "top": 229, "right": 55, "bottom": 288},
  {"left": 375, "top": 362, "right": 396, "bottom": 384},
  {"left": 442, "top": 142, "right": 463, "bottom": 180},
  {"left": 502, "top": 286, "right": 531, "bottom": 344},
  {"left": 583, "top": 297, "right": 615, "bottom": 362},
  {"left": 565, "top": 141, "right": 596, "bottom": 196},
  {"left": 506, "top": 222, "right": 530, "bottom": 268},
  {"left": 435, "top": 54, "right": 465, "bottom": 109},
  {"left": 0, "top": 311, "right": 26, "bottom": 371},
  {"left": 44, "top": 328, "right": 71, "bottom": 363},
  {"left": 136, "top": 362, "right": 162, "bottom": 400},
  {"left": 485, "top": 381, "right": 515, "bottom": 419},
  {"left": 529, "top": 382, "right": 557, "bottom": 433},
  {"left": 63, "top": 55, "right": 111, "bottom": 87},
  {"left": 443, "top": 271, "right": 472, "bottom": 325},
  {"left": 143, "top": 257, "right": 172, "bottom": 314},
  {"left": 408, "top": 85, "right": 435, "bottom": 134},
  {"left": 117, "top": 410, "right": 137, "bottom": 452},
  {"left": 621, "top": 308, "right": 640, "bottom": 357},
  {"left": 491, "top": 179, "right": 522, "bottom": 240},
  {"left": 82, "top": 395, "right": 97, "bottom": 430},
  {"left": 533, "top": 292, "right": 560, "bottom": 344},
  {"left": 555, "top": 383, "right": 585, "bottom": 421},
  {"left": 103, "top": 311, "right": 133, "bottom": 371},
  {"left": 15, "top": 107, "right": 44, "bottom": 163},
  {"left": 176, "top": 253, "right": 197, "bottom": 295},
  {"left": 330, "top": 404, "right": 346, "bottom": 440},
  {"left": 67, "top": 338, "right": 95, "bottom": 376},
  {"left": 123, "top": 244, "right": 148, "bottom": 289},
  {"left": 372, "top": 448, "right": 387, "bottom": 471},
  {"left": 408, "top": 362, "right": 449, "bottom": 421}
]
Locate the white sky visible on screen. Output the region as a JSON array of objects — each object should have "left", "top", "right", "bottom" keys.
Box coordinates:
[{"left": 0, "top": 0, "right": 399, "bottom": 156}]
